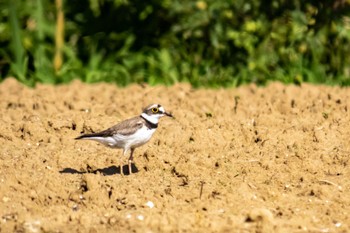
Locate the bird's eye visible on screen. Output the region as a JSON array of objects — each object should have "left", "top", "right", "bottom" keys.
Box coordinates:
[{"left": 151, "top": 108, "right": 159, "bottom": 113}]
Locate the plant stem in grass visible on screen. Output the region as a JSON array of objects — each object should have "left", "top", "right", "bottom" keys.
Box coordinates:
[
  {"left": 9, "top": 0, "right": 27, "bottom": 83},
  {"left": 54, "top": 0, "right": 64, "bottom": 75}
]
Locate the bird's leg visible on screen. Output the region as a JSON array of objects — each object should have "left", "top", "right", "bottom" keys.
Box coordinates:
[
  {"left": 128, "top": 148, "right": 135, "bottom": 175},
  {"left": 120, "top": 149, "right": 127, "bottom": 176}
]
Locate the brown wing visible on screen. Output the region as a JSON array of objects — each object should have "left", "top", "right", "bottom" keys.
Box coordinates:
[{"left": 75, "top": 116, "right": 145, "bottom": 139}]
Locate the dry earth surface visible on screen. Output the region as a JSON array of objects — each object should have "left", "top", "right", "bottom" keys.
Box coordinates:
[{"left": 0, "top": 78, "right": 349, "bottom": 233}]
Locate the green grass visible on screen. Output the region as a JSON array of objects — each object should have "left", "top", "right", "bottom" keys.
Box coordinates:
[
  {"left": 1, "top": 0, "right": 350, "bottom": 87},
  {"left": 8, "top": 0, "right": 29, "bottom": 85}
]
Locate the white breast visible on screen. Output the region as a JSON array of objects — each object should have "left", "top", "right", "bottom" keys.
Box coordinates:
[
  {"left": 111, "top": 125, "right": 156, "bottom": 149},
  {"left": 80, "top": 125, "right": 156, "bottom": 150}
]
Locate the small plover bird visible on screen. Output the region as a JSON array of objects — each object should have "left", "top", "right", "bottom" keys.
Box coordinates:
[{"left": 75, "top": 104, "right": 173, "bottom": 175}]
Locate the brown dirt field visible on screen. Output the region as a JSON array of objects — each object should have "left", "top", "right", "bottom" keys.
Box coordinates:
[{"left": 0, "top": 78, "right": 349, "bottom": 233}]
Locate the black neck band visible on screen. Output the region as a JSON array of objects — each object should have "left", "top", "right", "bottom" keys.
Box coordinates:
[{"left": 141, "top": 115, "right": 158, "bottom": 129}]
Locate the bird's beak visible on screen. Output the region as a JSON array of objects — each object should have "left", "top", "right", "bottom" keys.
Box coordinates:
[{"left": 165, "top": 111, "right": 173, "bottom": 118}]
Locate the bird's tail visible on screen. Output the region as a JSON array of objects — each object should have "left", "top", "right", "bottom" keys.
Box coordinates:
[
  {"left": 75, "top": 132, "right": 99, "bottom": 140},
  {"left": 75, "top": 134, "right": 88, "bottom": 140}
]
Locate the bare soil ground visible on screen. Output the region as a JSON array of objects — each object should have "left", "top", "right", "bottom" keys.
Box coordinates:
[{"left": 0, "top": 78, "right": 349, "bottom": 233}]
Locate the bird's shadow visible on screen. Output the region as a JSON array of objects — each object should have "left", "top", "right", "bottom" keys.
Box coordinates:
[{"left": 59, "top": 164, "right": 138, "bottom": 176}]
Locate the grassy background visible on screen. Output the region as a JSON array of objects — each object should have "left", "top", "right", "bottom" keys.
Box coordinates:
[{"left": 1, "top": 0, "right": 350, "bottom": 87}]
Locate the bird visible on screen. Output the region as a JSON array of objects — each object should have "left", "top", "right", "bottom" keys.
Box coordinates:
[{"left": 75, "top": 104, "right": 173, "bottom": 175}]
